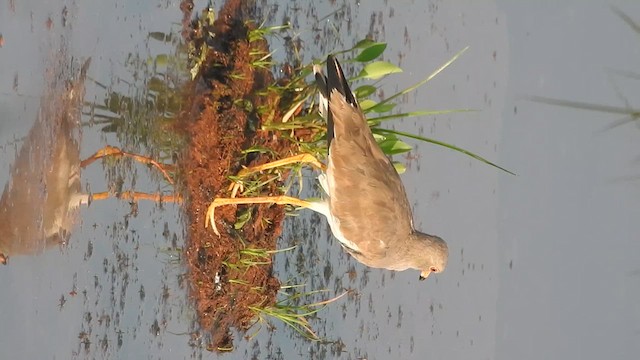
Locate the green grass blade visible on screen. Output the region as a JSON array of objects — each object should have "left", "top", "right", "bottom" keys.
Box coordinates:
[
  {"left": 528, "top": 95, "right": 640, "bottom": 132},
  {"left": 528, "top": 96, "right": 640, "bottom": 116},
  {"left": 329, "top": 39, "right": 376, "bottom": 57},
  {"left": 366, "top": 109, "right": 475, "bottom": 123},
  {"left": 374, "top": 46, "right": 469, "bottom": 109},
  {"left": 374, "top": 128, "right": 515, "bottom": 175},
  {"left": 611, "top": 6, "right": 640, "bottom": 35},
  {"left": 367, "top": 102, "right": 396, "bottom": 113}
]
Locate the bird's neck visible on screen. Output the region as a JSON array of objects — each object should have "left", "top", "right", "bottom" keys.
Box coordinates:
[{"left": 409, "top": 231, "right": 448, "bottom": 263}]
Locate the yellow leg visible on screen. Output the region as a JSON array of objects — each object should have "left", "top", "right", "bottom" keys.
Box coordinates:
[
  {"left": 237, "top": 153, "right": 326, "bottom": 175},
  {"left": 205, "top": 195, "right": 315, "bottom": 236},
  {"left": 90, "top": 191, "right": 183, "bottom": 203},
  {"left": 229, "top": 153, "right": 326, "bottom": 197},
  {"left": 81, "top": 145, "right": 176, "bottom": 185}
]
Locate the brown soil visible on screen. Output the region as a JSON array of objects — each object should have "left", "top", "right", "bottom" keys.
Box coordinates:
[{"left": 177, "top": 0, "right": 312, "bottom": 351}]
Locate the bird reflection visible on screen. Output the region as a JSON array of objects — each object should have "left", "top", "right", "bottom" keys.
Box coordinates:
[
  {"left": 0, "top": 58, "right": 91, "bottom": 264},
  {"left": 0, "top": 58, "right": 180, "bottom": 264}
]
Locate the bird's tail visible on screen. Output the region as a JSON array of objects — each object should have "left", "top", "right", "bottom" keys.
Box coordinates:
[
  {"left": 314, "top": 55, "right": 359, "bottom": 149},
  {"left": 325, "top": 55, "right": 358, "bottom": 107}
]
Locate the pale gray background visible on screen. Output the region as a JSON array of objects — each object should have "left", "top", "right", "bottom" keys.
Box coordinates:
[{"left": 1, "top": 0, "right": 639, "bottom": 359}]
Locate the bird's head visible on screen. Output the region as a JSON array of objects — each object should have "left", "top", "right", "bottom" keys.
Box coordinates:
[{"left": 414, "top": 232, "right": 448, "bottom": 281}]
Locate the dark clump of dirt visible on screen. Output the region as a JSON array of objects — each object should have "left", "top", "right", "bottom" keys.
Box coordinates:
[{"left": 176, "top": 0, "right": 309, "bottom": 351}]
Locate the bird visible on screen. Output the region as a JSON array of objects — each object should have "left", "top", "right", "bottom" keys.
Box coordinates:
[
  {"left": 0, "top": 58, "right": 91, "bottom": 264},
  {"left": 206, "top": 55, "right": 448, "bottom": 280}
]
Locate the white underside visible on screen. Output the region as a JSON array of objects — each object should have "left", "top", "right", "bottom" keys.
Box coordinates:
[{"left": 315, "top": 170, "right": 362, "bottom": 253}]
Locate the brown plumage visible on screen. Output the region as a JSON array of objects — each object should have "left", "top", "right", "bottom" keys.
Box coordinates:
[{"left": 317, "top": 55, "right": 448, "bottom": 280}]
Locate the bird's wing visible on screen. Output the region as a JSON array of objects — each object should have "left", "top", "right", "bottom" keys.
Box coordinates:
[{"left": 327, "top": 93, "right": 414, "bottom": 264}]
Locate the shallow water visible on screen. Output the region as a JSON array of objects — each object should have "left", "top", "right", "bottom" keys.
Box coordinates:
[{"left": 1, "top": 0, "right": 639, "bottom": 359}]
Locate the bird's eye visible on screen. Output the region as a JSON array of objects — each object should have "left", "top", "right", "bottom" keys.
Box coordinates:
[{"left": 429, "top": 266, "right": 439, "bottom": 273}]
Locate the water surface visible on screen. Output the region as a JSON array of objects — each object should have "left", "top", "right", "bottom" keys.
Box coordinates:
[{"left": 1, "top": 1, "right": 639, "bottom": 359}]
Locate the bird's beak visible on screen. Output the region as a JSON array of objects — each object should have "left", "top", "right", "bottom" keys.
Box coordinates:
[
  {"left": 419, "top": 270, "right": 431, "bottom": 281},
  {"left": 0, "top": 253, "right": 7, "bottom": 265}
]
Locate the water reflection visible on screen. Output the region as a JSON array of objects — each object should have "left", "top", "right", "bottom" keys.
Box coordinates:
[
  {"left": 0, "top": 57, "right": 90, "bottom": 264},
  {"left": 0, "top": 56, "right": 180, "bottom": 265},
  {"left": 0, "top": 3, "right": 192, "bottom": 359}
]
